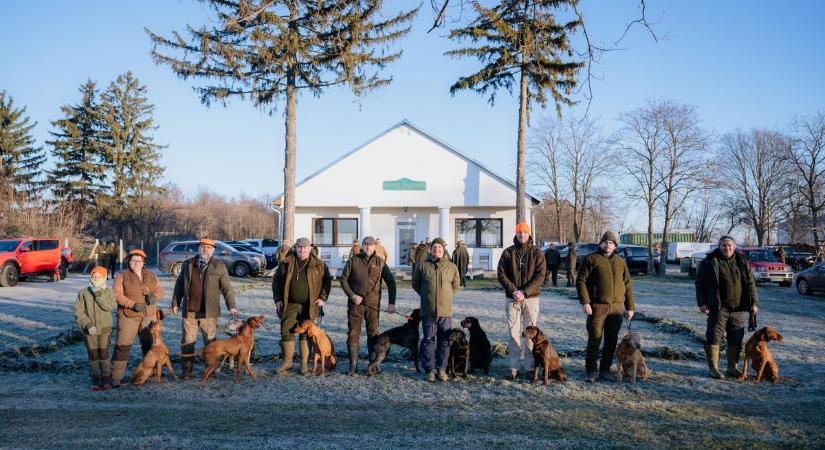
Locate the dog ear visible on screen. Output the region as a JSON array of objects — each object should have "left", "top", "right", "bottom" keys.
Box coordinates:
[
  {"left": 157, "top": 309, "right": 165, "bottom": 321},
  {"left": 535, "top": 328, "right": 545, "bottom": 342}
]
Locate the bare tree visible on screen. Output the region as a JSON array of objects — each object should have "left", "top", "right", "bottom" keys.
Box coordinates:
[
  {"left": 560, "top": 117, "right": 608, "bottom": 242},
  {"left": 682, "top": 184, "right": 724, "bottom": 243},
  {"left": 528, "top": 117, "right": 565, "bottom": 242},
  {"left": 789, "top": 112, "right": 825, "bottom": 248},
  {"left": 719, "top": 129, "right": 790, "bottom": 246}
]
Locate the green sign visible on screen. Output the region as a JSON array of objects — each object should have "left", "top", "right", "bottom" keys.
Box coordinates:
[{"left": 383, "top": 178, "right": 426, "bottom": 191}]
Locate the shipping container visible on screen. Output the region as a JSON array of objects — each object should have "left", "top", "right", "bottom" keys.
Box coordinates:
[{"left": 619, "top": 232, "right": 695, "bottom": 246}]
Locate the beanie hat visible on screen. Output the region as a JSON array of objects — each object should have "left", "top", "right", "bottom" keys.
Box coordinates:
[
  {"left": 431, "top": 237, "right": 447, "bottom": 249},
  {"left": 515, "top": 222, "right": 531, "bottom": 234},
  {"left": 718, "top": 235, "right": 735, "bottom": 244},
  {"left": 90, "top": 266, "right": 108, "bottom": 279},
  {"left": 599, "top": 231, "right": 619, "bottom": 245}
]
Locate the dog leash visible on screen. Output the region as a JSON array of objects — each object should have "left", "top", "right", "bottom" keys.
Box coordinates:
[{"left": 626, "top": 318, "right": 633, "bottom": 333}]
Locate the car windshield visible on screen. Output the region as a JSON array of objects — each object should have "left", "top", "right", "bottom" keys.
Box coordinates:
[
  {"left": 747, "top": 251, "right": 778, "bottom": 262},
  {"left": 0, "top": 240, "right": 20, "bottom": 252}
]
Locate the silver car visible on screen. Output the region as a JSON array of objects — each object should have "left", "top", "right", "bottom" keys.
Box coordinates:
[{"left": 159, "top": 240, "right": 265, "bottom": 278}]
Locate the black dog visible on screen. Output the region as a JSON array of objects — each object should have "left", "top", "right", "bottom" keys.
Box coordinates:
[
  {"left": 447, "top": 328, "right": 470, "bottom": 378},
  {"left": 461, "top": 317, "right": 492, "bottom": 374},
  {"left": 366, "top": 309, "right": 421, "bottom": 376}
]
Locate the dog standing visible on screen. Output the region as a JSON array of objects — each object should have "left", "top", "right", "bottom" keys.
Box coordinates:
[
  {"left": 522, "top": 326, "right": 566, "bottom": 385},
  {"left": 192, "top": 315, "right": 265, "bottom": 385},
  {"left": 367, "top": 309, "right": 421, "bottom": 376},
  {"left": 293, "top": 320, "right": 337, "bottom": 374},
  {"left": 460, "top": 317, "right": 492, "bottom": 374},
  {"left": 131, "top": 310, "right": 177, "bottom": 385},
  {"left": 447, "top": 328, "right": 470, "bottom": 378},
  {"left": 615, "top": 332, "right": 649, "bottom": 383},
  {"left": 740, "top": 326, "right": 784, "bottom": 383}
]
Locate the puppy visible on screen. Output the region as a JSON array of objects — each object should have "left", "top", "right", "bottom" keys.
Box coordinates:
[
  {"left": 293, "top": 320, "right": 337, "bottom": 374},
  {"left": 740, "top": 326, "right": 784, "bottom": 383},
  {"left": 131, "top": 310, "right": 177, "bottom": 385},
  {"left": 615, "top": 332, "right": 649, "bottom": 383},
  {"left": 367, "top": 309, "right": 421, "bottom": 376},
  {"left": 522, "top": 326, "right": 566, "bottom": 385},
  {"left": 461, "top": 317, "right": 492, "bottom": 374},
  {"left": 196, "top": 315, "right": 265, "bottom": 385},
  {"left": 447, "top": 328, "right": 470, "bottom": 378}
]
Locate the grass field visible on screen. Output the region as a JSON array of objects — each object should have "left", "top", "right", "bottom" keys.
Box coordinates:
[{"left": 0, "top": 271, "right": 823, "bottom": 449}]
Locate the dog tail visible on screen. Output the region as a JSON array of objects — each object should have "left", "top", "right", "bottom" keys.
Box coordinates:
[{"left": 177, "top": 350, "right": 203, "bottom": 357}]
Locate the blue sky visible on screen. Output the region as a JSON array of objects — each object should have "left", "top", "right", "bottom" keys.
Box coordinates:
[{"left": 2, "top": 1, "right": 824, "bottom": 211}]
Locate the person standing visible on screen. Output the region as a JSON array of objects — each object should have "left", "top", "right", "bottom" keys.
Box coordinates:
[
  {"left": 107, "top": 242, "right": 119, "bottom": 279},
  {"left": 110, "top": 249, "right": 163, "bottom": 387},
  {"left": 407, "top": 242, "right": 417, "bottom": 267},
  {"left": 544, "top": 243, "right": 561, "bottom": 287},
  {"left": 576, "top": 231, "right": 634, "bottom": 383},
  {"left": 272, "top": 237, "right": 331, "bottom": 375},
  {"left": 414, "top": 238, "right": 431, "bottom": 269},
  {"left": 452, "top": 239, "right": 470, "bottom": 288},
  {"left": 375, "top": 238, "right": 389, "bottom": 262},
  {"left": 497, "top": 223, "right": 547, "bottom": 380},
  {"left": 276, "top": 239, "right": 292, "bottom": 264},
  {"left": 413, "top": 237, "right": 460, "bottom": 381},
  {"left": 340, "top": 236, "right": 397, "bottom": 375},
  {"left": 171, "top": 238, "right": 238, "bottom": 380},
  {"left": 566, "top": 241, "right": 577, "bottom": 287},
  {"left": 348, "top": 239, "right": 361, "bottom": 260},
  {"left": 695, "top": 235, "right": 759, "bottom": 379},
  {"left": 74, "top": 266, "right": 116, "bottom": 390}
]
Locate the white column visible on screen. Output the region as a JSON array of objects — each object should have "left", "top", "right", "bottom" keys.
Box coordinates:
[
  {"left": 438, "top": 207, "right": 450, "bottom": 243},
  {"left": 359, "top": 207, "right": 371, "bottom": 239}
]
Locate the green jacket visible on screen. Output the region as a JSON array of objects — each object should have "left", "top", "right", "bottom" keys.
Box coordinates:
[
  {"left": 74, "top": 286, "right": 116, "bottom": 332},
  {"left": 412, "top": 255, "right": 460, "bottom": 317},
  {"left": 576, "top": 250, "right": 635, "bottom": 310},
  {"left": 272, "top": 253, "right": 331, "bottom": 321},
  {"left": 172, "top": 257, "right": 236, "bottom": 318},
  {"left": 695, "top": 248, "right": 758, "bottom": 312}
]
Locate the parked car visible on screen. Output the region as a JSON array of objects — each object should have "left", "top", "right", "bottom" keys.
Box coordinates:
[
  {"left": 795, "top": 263, "right": 825, "bottom": 295},
  {"left": 686, "top": 249, "right": 713, "bottom": 279},
  {"left": 242, "top": 238, "right": 280, "bottom": 268},
  {"left": 0, "top": 238, "right": 63, "bottom": 287},
  {"left": 772, "top": 246, "right": 815, "bottom": 272},
  {"left": 556, "top": 243, "right": 600, "bottom": 271},
  {"left": 738, "top": 247, "right": 793, "bottom": 287},
  {"left": 158, "top": 240, "right": 266, "bottom": 278},
  {"left": 617, "top": 245, "right": 662, "bottom": 275}
]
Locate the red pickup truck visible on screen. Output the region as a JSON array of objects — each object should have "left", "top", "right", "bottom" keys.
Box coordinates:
[{"left": 0, "top": 238, "right": 64, "bottom": 287}]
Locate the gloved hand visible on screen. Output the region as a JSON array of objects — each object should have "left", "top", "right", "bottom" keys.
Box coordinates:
[
  {"left": 133, "top": 303, "right": 146, "bottom": 312},
  {"left": 144, "top": 294, "right": 153, "bottom": 306},
  {"left": 87, "top": 326, "right": 98, "bottom": 335}
]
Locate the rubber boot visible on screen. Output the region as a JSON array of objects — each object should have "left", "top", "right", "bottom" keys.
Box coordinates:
[
  {"left": 111, "top": 360, "right": 128, "bottom": 387},
  {"left": 725, "top": 344, "right": 742, "bottom": 378},
  {"left": 299, "top": 338, "right": 310, "bottom": 375},
  {"left": 705, "top": 345, "right": 725, "bottom": 379},
  {"left": 99, "top": 359, "right": 112, "bottom": 389},
  {"left": 89, "top": 360, "right": 102, "bottom": 391},
  {"left": 275, "top": 340, "right": 295, "bottom": 374},
  {"left": 181, "top": 359, "right": 193, "bottom": 381},
  {"left": 347, "top": 344, "right": 359, "bottom": 376}
]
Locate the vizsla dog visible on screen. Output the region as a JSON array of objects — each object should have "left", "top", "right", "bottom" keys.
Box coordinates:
[
  {"left": 367, "top": 309, "right": 421, "bottom": 376},
  {"left": 294, "top": 320, "right": 337, "bottom": 374},
  {"left": 740, "top": 326, "right": 784, "bottom": 383},
  {"left": 197, "top": 315, "right": 265, "bottom": 385},
  {"left": 522, "top": 326, "right": 567, "bottom": 385},
  {"left": 131, "top": 310, "right": 177, "bottom": 385},
  {"left": 615, "top": 332, "right": 649, "bottom": 384}
]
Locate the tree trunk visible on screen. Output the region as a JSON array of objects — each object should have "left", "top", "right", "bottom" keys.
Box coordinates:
[
  {"left": 282, "top": 5, "right": 298, "bottom": 244},
  {"left": 647, "top": 203, "right": 654, "bottom": 274},
  {"left": 515, "top": 57, "right": 529, "bottom": 224}
]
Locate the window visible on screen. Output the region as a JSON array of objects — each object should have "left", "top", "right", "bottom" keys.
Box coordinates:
[
  {"left": 455, "top": 219, "right": 502, "bottom": 248},
  {"left": 262, "top": 239, "right": 279, "bottom": 248},
  {"left": 313, "top": 218, "right": 358, "bottom": 246},
  {"left": 35, "top": 240, "right": 59, "bottom": 250}
]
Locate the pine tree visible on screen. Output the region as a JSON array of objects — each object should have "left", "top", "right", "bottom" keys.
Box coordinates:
[
  {"left": 446, "top": 0, "right": 583, "bottom": 222},
  {"left": 146, "top": 0, "right": 418, "bottom": 242},
  {"left": 0, "top": 91, "right": 46, "bottom": 200},
  {"left": 47, "top": 80, "right": 108, "bottom": 215},
  {"left": 98, "top": 71, "right": 166, "bottom": 206}
]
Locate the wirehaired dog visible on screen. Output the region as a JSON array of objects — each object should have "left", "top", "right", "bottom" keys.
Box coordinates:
[
  {"left": 522, "top": 326, "right": 567, "bottom": 385},
  {"left": 740, "top": 326, "right": 784, "bottom": 383},
  {"left": 367, "top": 309, "right": 421, "bottom": 376},
  {"left": 131, "top": 309, "right": 177, "bottom": 385},
  {"left": 294, "top": 320, "right": 337, "bottom": 374},
  {"left": 460, "top": 316, "right": 492, "bottom": 374},
  {"left": 615, "top": 332, "right": 649, "bottom": 383},
  {"left": 447, "top": 328, "right": 470, "bottom": 378}
]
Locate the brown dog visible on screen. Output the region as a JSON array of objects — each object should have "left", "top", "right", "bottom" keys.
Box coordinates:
[
  {"left": 196, "top": 315, "right": 265, "bottom": 385},
  {"left": 615, "top": 332, "right": 649, "bottom": 383},
  {"left": 522, "top": 326, "right": 567, "bottom": 385},
  {"left": 131, "top": 310, "right": 177, "bottom": 385},
  {"left": 740, "top": 326, "right": 784, "bottom": 383},
  {"left": 293, "top": 320, "right": 337, "bottom": 374}
]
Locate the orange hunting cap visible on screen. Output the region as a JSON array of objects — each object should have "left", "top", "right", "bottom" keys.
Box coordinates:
[
  {"left": 199, "top": 238, "right": 217, "bottom": 248},
  {"left": 90, "top": 266, "right": 108, "bottom": 278},
  {"left": 515, "top": 222, "right": 531, "bottom": 235},
  {"left": 127, "top": 249, "right": 147, "bottom": 261}
]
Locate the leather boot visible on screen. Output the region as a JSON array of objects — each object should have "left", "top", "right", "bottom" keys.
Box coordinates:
[
  {"left": 111, "top": 360, "right": 128, "bottom": 387},
  {"left": 99, "top": 359, "right": 111, "bottom": 389},
  {"left": 89, "top": 360, "right": 102, "bottom": 391},
  {"left": 705, "top": 345, "right": 725, "bottom": 379},
  {"left": 299, "top": 339, "right": 310, "bottom": 375},
  {"left": 275, "top": 340, "right": 295, "bottom": 374},
  {"left": 725, "top": 344, "right": 742, "bottom": 378},
  {"left": 348, "top": 344, "right": 359, "bottom": 376}
]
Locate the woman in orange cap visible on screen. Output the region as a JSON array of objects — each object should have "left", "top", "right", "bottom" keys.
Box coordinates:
[{"left": 74, "top": 266, "right": 116, "bottom": 390}]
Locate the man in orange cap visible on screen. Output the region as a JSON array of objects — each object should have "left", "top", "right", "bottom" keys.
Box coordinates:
[
  {"left": 172, "top": 237, "right": 237, "bottom": 380},
  {"left": 497, "top": 222, "right": 546, "bottom": 380}
]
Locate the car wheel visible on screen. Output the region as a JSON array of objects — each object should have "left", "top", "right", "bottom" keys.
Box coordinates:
[
  {"left": 797, "top": 278, "right": 811, "bottom": 295},
  {"left": 233, "top": 262, "right": 250, "bottom": 278},
  {"left": 171, "top": 263, "right": 183, "bottom": 278},
  {"left": 0, "top": 265, "right": 20, "bottom": 287}
]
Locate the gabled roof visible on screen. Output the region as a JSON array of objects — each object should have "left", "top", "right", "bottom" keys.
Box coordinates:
[{"left": 274, "top": 119, "right": 541, "bottom": 205}]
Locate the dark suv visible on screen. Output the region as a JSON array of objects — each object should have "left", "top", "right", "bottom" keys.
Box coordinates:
[
  {"left": 159, "top": 240, "right": 265, "bottom": 278},
  {"left": 617, "top": 245, "right": 661, "bottom": 275}
]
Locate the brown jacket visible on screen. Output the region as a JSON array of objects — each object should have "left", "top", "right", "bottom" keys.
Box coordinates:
[
  {"left": 497, "top": 237, "right": 547, "bottom": 299},
  {"left": 272, "top": 253, "right": 331, "bottom": 321},
  {"left": 172, "top": 256, "right": 236, "bottom": 318},
  {"left": 113, "top": 269, "right": 163, "bottom": 319},
  {"left": 341, "top": 252, "right": 396, "bottom": 305}
]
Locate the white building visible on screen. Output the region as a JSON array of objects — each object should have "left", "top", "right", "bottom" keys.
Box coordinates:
[{"left": 275, "top": 120, "right": 539, "bottom": 270}]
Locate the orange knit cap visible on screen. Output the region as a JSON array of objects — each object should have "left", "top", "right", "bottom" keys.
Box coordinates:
[
  {"left": 90, "top": 266, "right": 108, "bottom": 278},
  {"left": 515, "top": 222, "right": 531, "bottom": 235}
]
